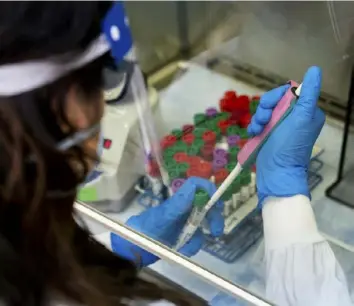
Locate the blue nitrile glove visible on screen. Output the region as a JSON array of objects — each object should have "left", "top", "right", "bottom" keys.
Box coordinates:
[
  {"left": 111, "top": 177, "right": 224, "bottom": 266},
  {"left": 247, "top": 66, "right": 325, "bottom": 208}
]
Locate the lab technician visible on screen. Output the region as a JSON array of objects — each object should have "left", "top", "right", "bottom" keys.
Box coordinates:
[{"left": 0, "top": 2, "right": 350, "bottom": 306}]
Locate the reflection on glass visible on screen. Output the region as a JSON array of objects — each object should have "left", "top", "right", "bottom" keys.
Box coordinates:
[{"left": 78, "top": 2, "right": 354, "bottom": 305}]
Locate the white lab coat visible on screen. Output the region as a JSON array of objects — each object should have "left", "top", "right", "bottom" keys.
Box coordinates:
[{"left": 263, "top": 195, "right": 352, "bottom": 306}]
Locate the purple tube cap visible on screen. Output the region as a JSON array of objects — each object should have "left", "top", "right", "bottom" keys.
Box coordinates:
[
  {"left": 213, "top": 157, "right": 228, "bottom": 170},
  {"left": 171, "top": 178, "right": 186, "bottom": 193},
  {"left": 214, "top": 148, "right": 227, "bottom": 158},
  {"left": 227, "top": 135, "right": 240, "bottom": 146},
  {"left": 206, "top": 107, "right": 218, "bottom": 117}
]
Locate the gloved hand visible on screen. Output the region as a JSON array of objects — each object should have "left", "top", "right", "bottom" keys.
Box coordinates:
[
  {"left": 247, "top": 66, "right": 325, "bottom": 207},
  {"left": 111, "top": 177, "right": 224, "bottom": 266}
]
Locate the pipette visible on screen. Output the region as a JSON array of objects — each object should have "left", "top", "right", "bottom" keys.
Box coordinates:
[{"left": 174, "top": 81, "right": 302, "bottom": 250}]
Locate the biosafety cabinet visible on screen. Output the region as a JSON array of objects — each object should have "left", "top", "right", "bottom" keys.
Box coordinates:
[{"left": 77, "top": 2, "right": 354, "bottom": 305}]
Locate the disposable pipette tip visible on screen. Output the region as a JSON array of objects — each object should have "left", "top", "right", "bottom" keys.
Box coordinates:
[{"left": 295, "top": 83, "right": 302, "bottom": 96}]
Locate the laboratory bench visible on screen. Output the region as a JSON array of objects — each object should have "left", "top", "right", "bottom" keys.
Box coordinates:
[{"left": 82, "top": 63, "right": 354, "bottom": 306}]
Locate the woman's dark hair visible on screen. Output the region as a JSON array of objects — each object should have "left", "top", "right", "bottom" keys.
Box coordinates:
[{"left": 0, "top": 3, "right": 192, "bottom": 306}]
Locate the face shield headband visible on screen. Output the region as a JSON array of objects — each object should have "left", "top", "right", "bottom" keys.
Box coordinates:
[{"left": 0, "top": 2, "right": 134, "bottom": 152}]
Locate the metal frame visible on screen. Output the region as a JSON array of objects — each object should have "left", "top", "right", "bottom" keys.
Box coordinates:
[
  {"left": 326, "top": 67, "right": 354, "bottom": 208},
  {"left": 74, "top": 201, "right": 273, "bottom": 306}
]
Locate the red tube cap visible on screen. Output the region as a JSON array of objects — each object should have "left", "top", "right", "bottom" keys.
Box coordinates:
[
  {"left": 237, "top": 95, "right": 251, "bottom": 112},
  {"left": 219, "top": 98, "right": 230, "bottom": 113},
  {"left": 160, "top": 135, "right": 177, "bottom": 150},
  {"left": 238, "top": 138, "right": 248, "bottom": 148},
  {"left": 224, "top": 90, "right": 237, "bottom": 100},
  {"left": 218, "top": 119, "right": 231, "bottom": 134},
  {"left": 182, "top": 133, "right": 195, "bottom": 145},
  {"left": 186, "top": 167, "right": 201, "bottom": 178},
  {"left": 182, "top": 124, "right": 194, "bottom": 134},
  {"left": 214, "top": 168, "right": 229, "bottom": 185},
  {"left": 202, "top": 130, "right": 216, "bottom": 144},
  {"left": 199, "top": 161, "right": 212, "bottom": 178},
  {"left": 201, "top": 145, "right": 214, "bottom": 161},
  {"left": 188, "top": 156, "right": 202, "bottom": 167},
  {"left": 173, "top": 152, "right": 189, "bottom": 163},
  {"left": 239, "top": 113, "right": 252, "bottom": 128}
]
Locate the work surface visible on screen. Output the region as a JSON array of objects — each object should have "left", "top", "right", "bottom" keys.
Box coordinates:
[{"left": 85, "top": 63, "right": 354, "bottom": 305}]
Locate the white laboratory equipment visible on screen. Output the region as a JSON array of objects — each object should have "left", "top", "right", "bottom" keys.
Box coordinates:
[{"left": 77, "top": 69, "right": 161, "bottom": 212}]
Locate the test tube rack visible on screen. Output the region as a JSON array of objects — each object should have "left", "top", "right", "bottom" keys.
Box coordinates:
[{"left": 202, "top": 157, "right": 323, "bottom": 263}]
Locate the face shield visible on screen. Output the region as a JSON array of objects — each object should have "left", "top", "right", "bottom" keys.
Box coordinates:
[
  {"left": 0, "top": 2, "right": 165, "bottom": 193},
  {"left": 94, "top": 2, "right": 166, "bottom": 194}
]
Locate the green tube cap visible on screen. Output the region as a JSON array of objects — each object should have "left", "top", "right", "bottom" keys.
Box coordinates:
[
  {"left": 220, "top": 187, "right": 233, "bottom": 201},
  {"left": 193, "top": 127, "right": 207, "bottom": 138},
  {"left": 226, "top": 162, "right": 237, "bottom": 174},
  {"left": 250, "top": 100, "right": 259, "bottom": 115},
  {"left": 165, "top": 159, "right": 177, "bottom": 171},
  {"left": 228, "top": 146, "right": 240, "bottom": 159},
  {"left": 194, "top": 113, "right": 207, "bottom": 126},
  {"left": 187, "top": 145, "right": 200, "bottom": 156},
  {"left": 240, "top": 170, "right": 251, "bottom": 186},
  {"left": 163, "top": 147, "right": 176, "bottom": 161},
  {"left": 171, "top": 129, "right": 183, "bottom": 138},
  {"left": 193, "top": 138, "right": 205, "bottom": 149},
  {"left": 239, "top": 128, "right": 249, "bottom": 139},
  {"left": 206, "top": 120, "right": 217, "bottom": 131},
  {"left": 175, "top": 141, "right": 188, "bottom": 152},
  {"left": 176, "top": 162, "right": 189, "bottom": 177},
  {"left": 193, "top": 189, "right": 209, "bottom": 208},
  {"left": 213, "top": 127, "right": 222, "bottom": 141},
  {"left": 218, "top": 112, "right": 231, "bottom": 121},
  {"left": 227, "top": 125, "right": 240, "bottom": 136},
  {"left": 168, "top": 169, "right": 180, "bottom": 181},
  {"left": 231, "top": 180, "right": 241, "bottom": 193}
]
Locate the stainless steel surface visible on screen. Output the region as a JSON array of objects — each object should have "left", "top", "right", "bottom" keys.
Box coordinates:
[
  {"left": 183, "top": 2, "right": 242, "bottom": 54},
  {"left": 230, "top": 1, "right": 354, "bottom": 103},
  {"left": 127, "top": 1, "right": 354, "bottom": 105},
  {"left": 74, "top": 201, "right": 273, "bottom": 306},
  {"left": 125, "top": 2, "right": 181, "bottom": 73},
  {"left": 124, "top": 2, "right": 242, "bottom": 74}
]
